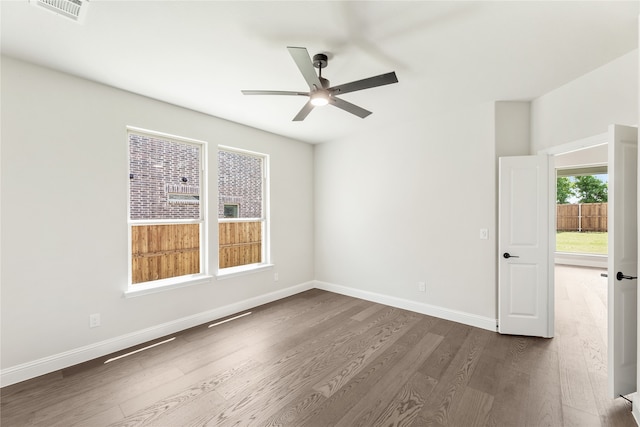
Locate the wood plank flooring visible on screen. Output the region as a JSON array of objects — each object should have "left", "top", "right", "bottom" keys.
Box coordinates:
[{"left": 1, "top": 265, "right": 636, "bottom": 426}]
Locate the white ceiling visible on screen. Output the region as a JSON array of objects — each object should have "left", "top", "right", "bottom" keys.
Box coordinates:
[{"left": 2, "top": 1, "right": 638, "bottom": 144}]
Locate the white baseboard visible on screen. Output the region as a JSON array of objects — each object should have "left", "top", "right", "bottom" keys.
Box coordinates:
[
  {"left": 313, "top": 280, "right": 497, "bottom": 332},
  {"left": 2, "top": 280, "right": 498, "bottom": 387},
  {"left": 1, "top": 281, "right": 314, "bottom": 387}
]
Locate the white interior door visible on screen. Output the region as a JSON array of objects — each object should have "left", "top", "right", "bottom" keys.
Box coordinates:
[
  {"left": 608, "top": 124, "right": 638, "bottom": 398},
  {"left": 498, "top": 154, "right": 550, "bottom": 337}
]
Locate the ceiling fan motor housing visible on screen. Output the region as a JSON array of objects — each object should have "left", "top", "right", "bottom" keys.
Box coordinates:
[{"left": 312, "top": 53, "right": 328, "bottom": 69}]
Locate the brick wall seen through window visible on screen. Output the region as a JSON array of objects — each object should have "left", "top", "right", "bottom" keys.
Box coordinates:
[
  {"left": 217, "top": 150, "right": 262, "bottom": 219},
  {"left": 129, "top": 133, "right": 200, "bottom": 220}
]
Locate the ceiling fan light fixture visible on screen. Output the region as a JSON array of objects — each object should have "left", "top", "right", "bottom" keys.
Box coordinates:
[
  {"left": 241, "top": 47, "right": 398, "bottom": 120},
  {"left": 310, "top": 91, "right": 329, "bottom": 107}
]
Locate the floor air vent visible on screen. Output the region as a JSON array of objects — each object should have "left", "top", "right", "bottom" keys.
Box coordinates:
[{"left": 32, "top": 0, "right": 88, "bottom": 23}]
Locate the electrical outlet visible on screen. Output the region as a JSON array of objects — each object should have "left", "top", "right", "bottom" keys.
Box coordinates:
[
  {"left": 89, "top": 313, "right": 101, "bottom": 328},
  {"left": 418, "top": 281, "right": 426, "bottom": 292},
  {"left": 479, "top": 228, "right": 489, "bottom": 240},
  {"left": 274, "top": 272, "right": 279, "bottom": 282}
]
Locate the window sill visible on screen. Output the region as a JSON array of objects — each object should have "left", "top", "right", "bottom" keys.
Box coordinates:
[
  {"left": 124, "top": 275, "right": 213, "bottom": 298},
  {"left": 215, "top": 263, "right": 274, "bottom": 280}
]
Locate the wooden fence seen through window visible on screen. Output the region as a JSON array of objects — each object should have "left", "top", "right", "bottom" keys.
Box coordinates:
[{"left": 557, "top": 203, "right": 607, "bottom": 232}]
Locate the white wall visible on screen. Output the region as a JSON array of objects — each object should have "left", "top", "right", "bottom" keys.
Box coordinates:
[
  {"left": 314, "top": 49, "right": 638, "bottom": 336},
  {"left": 314, "top": 102, "right": 498, "bottom": 327},
  {"left": 531, "top": 49, "right": 638, "bottom": 152},
  {"left": 0, "top": 57, "right": 314, "bottom": 380},
  {"left": 554, "top": 144, "right": 608, "bottom": 169},
  {"left": 636, "top": 17, "right": 640, "bottom": 425},
  {"left": 495, "top": 101, "right": 531, "bottom": 158}
]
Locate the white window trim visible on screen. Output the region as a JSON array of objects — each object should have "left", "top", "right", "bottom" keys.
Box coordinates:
[
  {"left": 217, "top": 146, "right": 271, "bottom": 277},
  {"left": 124, "top": 274, "right": 214, "bottom": 298},
  {"left": 126, "top": 127, "right": 209, "bottom": 295},
  {"left": 215, "top": 263, "right": 274, "bottom": 280}
]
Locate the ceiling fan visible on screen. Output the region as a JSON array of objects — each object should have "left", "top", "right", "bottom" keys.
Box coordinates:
[{"left": 241, "top": 46, "right": 399, "bottom": 121}]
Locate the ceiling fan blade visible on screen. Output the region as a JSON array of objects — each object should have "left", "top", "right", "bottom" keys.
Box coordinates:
[
  {"left": 287, "top": 46, "right": 323, "bottom": 90},
  {"left": 330, "top": 97, "right": 372, "bottom": 119},
  {"left": 242, "top": 90, "right": 309, "bottom": 96},
  {"left": 329, "top": 71, "right": 398, "bottom": 96},
  {"left": 293, "top": 100, "right": 315, "bottom": 121}
]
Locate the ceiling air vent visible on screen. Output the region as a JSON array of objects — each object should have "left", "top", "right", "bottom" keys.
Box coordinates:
[{"left": 31, "top": 0, "right": 88, "bottom": 23}]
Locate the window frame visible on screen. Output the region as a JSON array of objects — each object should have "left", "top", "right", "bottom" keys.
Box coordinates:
[
  {"left": 216, "top": 145, "right": 272, "bottom": 279},
  {"left": 125, "top": 127, "right": 210, "bottom": 297}
]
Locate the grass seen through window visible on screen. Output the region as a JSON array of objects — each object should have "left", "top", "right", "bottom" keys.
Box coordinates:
[{"left": 556, "top": 232, "right": 607, "bottom": 255}]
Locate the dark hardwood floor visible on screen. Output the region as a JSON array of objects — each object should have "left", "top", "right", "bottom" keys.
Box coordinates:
[{"left": 1, "top": 265, "right": 636, "bottom": 426}]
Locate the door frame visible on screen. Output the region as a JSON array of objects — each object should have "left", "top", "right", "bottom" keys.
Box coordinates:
[{"left": 539, "top": 131, "right": 609, "bottom": 338}]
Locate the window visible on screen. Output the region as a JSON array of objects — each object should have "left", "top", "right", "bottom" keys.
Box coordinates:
[
  {"left": 218, "top": 147, "right": 269, "bottom": 273},
  {"left": 223, "top": 204, "right": 239, "bottom": 218},
  {"left": 556, "top": 168, "right": 608, "bottom": 255},
  {"left": 128, "top": 128, "right": 207, "bottom": 289}
]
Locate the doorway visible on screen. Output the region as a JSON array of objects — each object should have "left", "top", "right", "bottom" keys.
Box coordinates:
[
  {"left": 499, "top": 126, "right": 637, "bottom": 398},
  {"left": 554, "top": 144, "right": 608, "bottom": 269},
  {"left": 553, "top": 146, "right": 609, "bottom": 360},
  {"left": 552, "top": 143, "right": 611, "bottom": 412},
  {"left": 541, "top": 132, "right": 609, "bottom": 340},
  {"left": 544, "top": 125, "right": 638, "bottom": 400}
]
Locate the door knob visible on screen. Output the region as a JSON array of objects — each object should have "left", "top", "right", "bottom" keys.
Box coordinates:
[
  {"left": 616, "top": 272, "right": 638, "bottom": 281},
  {"left": 503, "top": 252, "right": 519, "bottom": 259}
]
